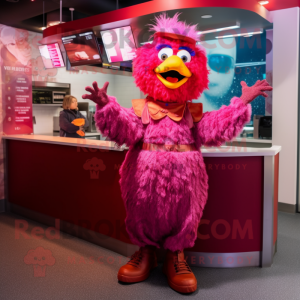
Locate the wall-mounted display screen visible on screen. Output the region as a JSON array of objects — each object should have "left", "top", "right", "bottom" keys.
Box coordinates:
[
  {"left": 62, "top": 32, "right": 102, "bottom": 66},
  {"left": 100, "top": 26, "right": 137, "bottom": 63},
  {"left": 195, "top": 32, "right": 267, "bottom": 131},
  {"left": 38, "top": 43, "right": 65, "bottom": 69}
]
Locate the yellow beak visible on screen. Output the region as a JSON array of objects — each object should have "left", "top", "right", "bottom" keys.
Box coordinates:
[{"left": 154, "top": 55, "right": 192, "bottom": 89}]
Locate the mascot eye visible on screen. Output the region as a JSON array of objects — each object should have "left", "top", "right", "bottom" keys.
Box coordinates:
[
  {"left": 158, "top": 47, "right": 173, "bottom": 61},
  {"left": 177, "top": 50, "right": 191, "bottom": 63}
]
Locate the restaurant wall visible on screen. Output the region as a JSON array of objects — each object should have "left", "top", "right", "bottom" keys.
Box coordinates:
[
  {"left": 112, "top": 72, "right": 144, "bottom": 108},
  {"left": 271, "top": 7, "right": 300, "bottom": 206}
]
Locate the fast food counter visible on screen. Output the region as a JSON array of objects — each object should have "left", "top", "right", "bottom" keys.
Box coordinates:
[{"left": 3, "top": 135, "right": 281, "bottom": 268}]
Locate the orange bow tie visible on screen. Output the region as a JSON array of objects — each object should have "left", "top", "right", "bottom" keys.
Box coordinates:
[{"left": 131, "top": 96, "right": 203, "bottom": 123}]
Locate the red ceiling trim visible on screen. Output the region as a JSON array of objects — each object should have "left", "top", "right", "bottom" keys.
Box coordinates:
[
  {"left": 264, "top": 0, "right": 300, "bottom": 12},
  {"left": 42, "top": 0, "right": 271, "bottom": 40}
]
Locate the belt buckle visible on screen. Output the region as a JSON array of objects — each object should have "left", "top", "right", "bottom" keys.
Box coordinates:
[{"left": 165, "top": 144, "right": 177, "bottom": 152}]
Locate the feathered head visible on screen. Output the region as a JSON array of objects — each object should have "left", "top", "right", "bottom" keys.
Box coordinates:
[{"left": 133, "top": 13, "right": 209, "bottom": 103}]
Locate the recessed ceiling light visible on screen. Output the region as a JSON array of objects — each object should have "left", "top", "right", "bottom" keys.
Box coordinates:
[
  {"left": 198, "top": 22, "right": 240, "bottom": 35},
  {"left": 216, "top": 30, "right": 263, "bottom": 39},
  {"left": 258, "top": 1, "right": 269, "bottom": 5},
  {"left": 140, "top": 41, "right": 153, "bottom": 45},
  {"left": 48, "top": 21, "right": 65, "bottom": 27},
  {"left": 201, "top": 15, "right": 212, "bottom": 19}
]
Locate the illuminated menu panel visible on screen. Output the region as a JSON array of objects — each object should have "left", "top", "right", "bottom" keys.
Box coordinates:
[
  {"left": 100, "top": 26, "right": 137, "bottom": 63},
  {"left": 39, "top": 43, "right": 65, "bottom": 69},
  {"left": 1, "top": 66, "right": 33, "bottom": 134}
]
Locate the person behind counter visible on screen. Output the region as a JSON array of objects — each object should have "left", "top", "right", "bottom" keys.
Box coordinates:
[{"left": 59, "top": 95, "right": 89, "bottom": 138}]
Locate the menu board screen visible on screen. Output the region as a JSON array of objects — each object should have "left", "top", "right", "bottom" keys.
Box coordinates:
[
  {"left": 38, "top": 43, "right": 65, "bottom": 68},
  {"left": 62, "top": 32, "right": 102, "bottom": 66},
  {"left": 100, "top": 26, "right": 137, "bottom": 63}
]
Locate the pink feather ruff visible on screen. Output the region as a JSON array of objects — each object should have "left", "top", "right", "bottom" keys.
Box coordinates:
[{"left": 132, "top": 13, "right": 209, "bottom": 103}]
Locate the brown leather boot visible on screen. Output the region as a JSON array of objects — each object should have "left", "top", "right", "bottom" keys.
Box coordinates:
[
  {"left": 163, "top": 249, "right": 197, "bottom": 293},
  {"left": 117, "top": 246, "right": 157, "bottom": 283}
]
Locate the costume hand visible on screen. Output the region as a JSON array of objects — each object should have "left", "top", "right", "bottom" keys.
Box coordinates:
[
  {"left": 240, "top": 79, "right": 273, "bottom": 105},
  {"left": 82, "top": 81, "right": 109, "bottom": 107},
  {"left": 71, "top": 118, "right": 85, "bottom": 126}
]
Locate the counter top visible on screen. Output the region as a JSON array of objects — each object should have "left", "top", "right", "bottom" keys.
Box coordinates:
[
  {"left": 2, "top": 134, "right": 124, "bottom": 151},
  {"left": 44, "top": 132, "right": 102, "bottom": 137},
  {"left": 228, "top": 137, "right": 272, "bottom": 144},
  {"left": 2, "top": 135, "right": 281, "bottom": 157}
]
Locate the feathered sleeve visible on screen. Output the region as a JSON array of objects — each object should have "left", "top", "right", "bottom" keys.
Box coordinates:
[
  {"left": 192, "top": 97, "right": 252, "bottom": 148},
  {"left": 94, "top": 96, "right": 146, "bottom": 147}
]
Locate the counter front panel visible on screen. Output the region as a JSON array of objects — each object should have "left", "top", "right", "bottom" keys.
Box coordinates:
[{"left": 4, "top": 135, "right": 280, "bottom": 268}]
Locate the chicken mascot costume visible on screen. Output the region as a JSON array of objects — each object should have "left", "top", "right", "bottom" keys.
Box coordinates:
[{"left": 82, "top": 13, "right": 273, "bottom": 294}]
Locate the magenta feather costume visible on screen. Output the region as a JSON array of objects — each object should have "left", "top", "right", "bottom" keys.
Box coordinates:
[
  {"left": 95, "top": 95, "right": 251, "bottom": 251},
  {"left": 85, "top": 14, "right": 271, "bottom": 252}
]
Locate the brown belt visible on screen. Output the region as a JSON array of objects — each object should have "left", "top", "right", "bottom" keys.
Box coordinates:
[{"left": 141, "top": 142, "right": 197, "bottom": 152}]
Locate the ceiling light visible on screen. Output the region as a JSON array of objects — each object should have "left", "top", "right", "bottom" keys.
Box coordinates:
[
  {"left": 258, "top": 1, "right": 269, "bottom": 5},
  {"left": 201, "top": 15, "right": 212, "bottom": 19},
  {"left": 140, "top": 41, "right": 153, "bottom": 45},
  {"left": 198, "top": 22, "right": 240, "bottom": 35},
  {"left": 41, "top": 27, "right": 46, "bottom": 30},
  {"left": 69, "top": 8, "right": 74, "bottom": 21},
  {"left": 48, "top": 21, "right": 64, "bottom": 27},
  {"left": 215, "top": 30, "right": 263, "bottom": 39}
]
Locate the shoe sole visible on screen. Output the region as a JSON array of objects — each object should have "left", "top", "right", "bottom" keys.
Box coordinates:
[
  {"left": 117, "top": 261, "right": 158, "bottom": 283},
  {"left": 162, "top": 265, "right": 197, "bottom": 293}
]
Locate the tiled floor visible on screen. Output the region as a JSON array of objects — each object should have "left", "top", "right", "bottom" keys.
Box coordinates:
[{"left": 0, "top": 211, "right": 299, "bottom": 300}]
